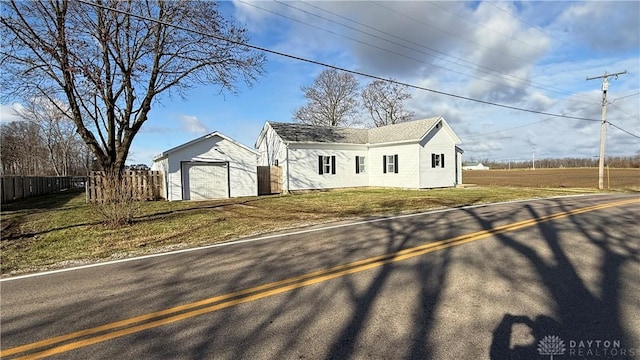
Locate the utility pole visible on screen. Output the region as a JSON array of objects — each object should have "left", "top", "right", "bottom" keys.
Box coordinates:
[
  {"left": 586, "top": 70, "right": 627, "bottom": 190},
  {"left": 532, "top": 148, "right": 535, "bottom": 170}
]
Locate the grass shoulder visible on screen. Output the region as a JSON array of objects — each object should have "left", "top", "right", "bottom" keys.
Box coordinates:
[{"left": 0, "top": 186, "right": 606, "bottom": 276}]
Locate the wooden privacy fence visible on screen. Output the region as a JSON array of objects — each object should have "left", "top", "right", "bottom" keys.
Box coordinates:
[
  {"left": 1, "top": 176, "right": 75, "bottom": 204},
  {"left": 257, "top": 166, "right": 282, "bottom": 195},
  {"left": 86, "top": 170, "right": 164, "bottom": 203}
]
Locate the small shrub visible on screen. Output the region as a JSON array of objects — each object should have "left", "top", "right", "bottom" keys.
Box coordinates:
[{"left": 91, "top": 171, "right": 142, "bottom": 227}]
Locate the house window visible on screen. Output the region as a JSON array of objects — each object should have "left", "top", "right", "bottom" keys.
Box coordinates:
[
  {"left": 318, "top": 155, "right": 336, "bottom": 175},
  {"left": 356, "top": 156, "right": 366, "bottom": 174},
  {"left": 383, "top": 154, "right": 398, "bottom": 173},
  {"left": 432, "top": 153, "right": 445, "bottom": 168}
]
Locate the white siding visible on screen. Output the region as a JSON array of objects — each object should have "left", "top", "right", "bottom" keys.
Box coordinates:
[
  {"left": 368, "top": 143, "right": 420, "bottom": 188},
  {"left": 155, "top": 135, "right": 257, "bottom": 201},
  {"left": 254, "top": 119, "right": 462, "bottom": 191},
  {"left": 150, "top": 157, "right": 169, "bottom": 199},
  {"left": 418, "top": 125, "right": 457, "bottom": 188},
  {"left": 256, "top": 124, "right": 287, "bottom": 167},
  {"left": 287, "top": 144, "right": 368, "bottom": 191}
]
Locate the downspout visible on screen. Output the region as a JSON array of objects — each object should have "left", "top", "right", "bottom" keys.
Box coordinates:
[
  {"left": 163, "top": 162, "right": 169, "bottom": 200},
  {"left": 285, "top": 142, "right": 290, "bottom": 193}
]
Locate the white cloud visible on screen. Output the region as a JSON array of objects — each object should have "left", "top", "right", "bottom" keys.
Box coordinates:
[
  {"left": 0, "top": 103, "right": 25, "bottom": 123},
  {"left": 553, "top": 1, "right": 640, "bottom": 53},
  {"left": 221, "top": 1, "right": 640, "bottom": 162},
  {"left": 178, "top": 115, "right": 208, "bottom": 134}
]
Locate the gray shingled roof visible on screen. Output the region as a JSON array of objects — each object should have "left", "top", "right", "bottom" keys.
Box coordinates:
[
  {"left": 268, "top": 122, "right": 369, "bottom": 144},
  {"left": 368, "top": 117, "right": 441, "bottom": 143},
  {"left": 269, "top": 116, "right": 443, "bottom": 144}
]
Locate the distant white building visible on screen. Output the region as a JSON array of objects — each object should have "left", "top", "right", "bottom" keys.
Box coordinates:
[{"left": 462, "top": 162, "right": 490, "bottom": 170}]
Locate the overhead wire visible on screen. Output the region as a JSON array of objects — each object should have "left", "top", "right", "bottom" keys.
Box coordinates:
[
  {"left": 485, "top": 2, "right": 576, "bottom": 50},
  {"left": 608, "top": 122, "right": 640, "bottom": 138},
  {"left": 76, "top": 0, "right": 603, "bottom": 123},
  {"left": 463, "top": 118, "right": 554, "bottom": 138},
  {"left": 466, "top": 93, "right": 640, "bottom": 138},
  {"left": 610, "top": 92, "right": 640, "bottom": 103},
  {"left": 243, "top": 0, "right": 526, "bottom": 92},
  {"left": 290, "top": 0, "right": 595, "bottom": 102},
  {"left": 371, "top": 1, "right": 542, "bottom": 69},
  {"left": 424, "top": 1, "right": 550, "bottom": 61}
]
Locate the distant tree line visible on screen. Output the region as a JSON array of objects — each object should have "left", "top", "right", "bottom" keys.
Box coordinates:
[
  {"left": 468, "top": 155, "right": 640, "bottom": 169},
  {"left": 0, "top": 100, "right": 92, "bottom": 176}
]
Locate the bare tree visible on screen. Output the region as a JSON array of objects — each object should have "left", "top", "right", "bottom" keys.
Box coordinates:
[
  {"left": 293, "top": 69, "right": 360, "bottom": 127},
  {"left": 1, "top": 0, "right": 265, "bottom": 176},
  {"left": 0, "top": 114, "right": 91, "bottom": 176},
  {"left": 16, "top": 98, "right": 80, "bottom": 176},
  {"left": 0, "top": 121, "right": 47, "bottom": 175},
  {"left": 361, "top": 80, "right": 414, "bottom": 127}
]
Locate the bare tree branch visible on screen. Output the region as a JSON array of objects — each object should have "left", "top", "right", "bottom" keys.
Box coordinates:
[
  {"left": 1, "top": 0, "right": 265, "bottom": 174},
  {"left": 361, "top": 79, "right": 415, "bottom": 127},
  {"left": 293, "top": 69, "right": 361, "bottom": 127}
]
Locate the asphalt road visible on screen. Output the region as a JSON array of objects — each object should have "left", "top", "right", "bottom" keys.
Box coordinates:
[{"left": 1, "top": 193, "right": 639, "bottom": 359}]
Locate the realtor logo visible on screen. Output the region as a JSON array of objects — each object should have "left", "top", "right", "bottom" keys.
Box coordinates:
[{"left": 538, "top": 335, "right": 566, "bottom": 359}]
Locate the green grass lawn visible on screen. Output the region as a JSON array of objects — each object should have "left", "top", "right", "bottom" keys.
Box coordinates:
[{"left": 1, "top": 186, "right": 601, "bottom": 276}]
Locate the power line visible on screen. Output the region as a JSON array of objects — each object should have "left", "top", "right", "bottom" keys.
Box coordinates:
[
  {"left": 424, "top": 1, "right": 550, "bottom": 59},
  {"left": 371, "top": 2, "right": 542, "bottom": 69},
  {"left": 244, "top": 0, "right": 527, "bottom": 93},
  {"left": 287, "top": 0, "right": 591, "bottom": 102},
  {"left": 467, "top": 93, "right": 640, "bottom": 139},
  {"left": 76, "top": 0, "right": 602, "bottom": 123},
  {"left": 464, "top": 119, "right": 554, "bottom": 138},
  {"left": 485, "top": 2, "right": 576, "bottom": 50},
  {"left": 608, "top": 102, "right": 640, "bottom": 122},
  {"left": 610, "top": 91, "right": 640, "bottom": 103},
  {"left": 608, "top": 121, "right": 640, "bottom": 138}
]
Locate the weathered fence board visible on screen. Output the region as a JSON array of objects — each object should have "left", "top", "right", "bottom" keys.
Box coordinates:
[
  {"left": 257, "top": 166, "right": 282, "bottom": 195},
  {"left": 1, "top": 176, "right": 75, "bottom": 204},
  {"left": 86, "top": 170, "right": 164, "bottom": 203}
]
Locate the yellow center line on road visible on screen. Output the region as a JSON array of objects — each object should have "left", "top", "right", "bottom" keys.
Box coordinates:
[{"left": 4, "top": 198, "right": 638, "bottom": 359}]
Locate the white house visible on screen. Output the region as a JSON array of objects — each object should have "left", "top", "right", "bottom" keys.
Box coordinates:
[
  {"left": 151, "top": 132, "right": 258, "bottom": 201},
  {"left": 255, "top": 117, "right": 463, "bottom": 192},
  {"left": 462, "top": 162, "right": 490, "bottom": 170}
]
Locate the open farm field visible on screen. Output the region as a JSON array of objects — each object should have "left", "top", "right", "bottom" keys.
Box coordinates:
[{"left": 463, "top": 167, "right": 640, "bottom": 189}]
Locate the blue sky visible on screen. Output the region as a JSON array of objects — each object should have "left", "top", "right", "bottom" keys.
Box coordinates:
[{"left": 2, "top": 1, "right": 639, "bottom": 165}]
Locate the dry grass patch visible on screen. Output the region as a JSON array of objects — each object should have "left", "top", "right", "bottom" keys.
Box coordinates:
[{"left": 1, "top": 186, "right": 606, "bottom": 276}]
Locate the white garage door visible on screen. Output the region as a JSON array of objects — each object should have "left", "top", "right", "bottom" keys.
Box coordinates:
[{"left": 183, "top": 163, "right": 228, "bottom": 200}]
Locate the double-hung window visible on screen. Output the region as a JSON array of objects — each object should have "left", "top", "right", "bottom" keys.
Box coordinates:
[
  {"left": 432, "top": 153, "right": 445, "bottom": 168},
  {"left": 318, "top": 155, "right": 336, "bottom": 175},
  {"left": 355, "top": 156, "right": 366, "bottom": 174},
  {"left": 383, "top": 154, "right": 398, "bottom": 173}
]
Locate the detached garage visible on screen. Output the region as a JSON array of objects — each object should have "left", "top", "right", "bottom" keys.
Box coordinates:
[{"left": 151, "top": 132, "right": 258, "bottom": 201}]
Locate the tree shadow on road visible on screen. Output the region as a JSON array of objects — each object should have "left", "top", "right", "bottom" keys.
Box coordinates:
[
  {"left": 476, "top": 200, "right": 639, "bottom": 359},
  {"left": 3, "top": 196, "right": 637, "bottom": 359}
]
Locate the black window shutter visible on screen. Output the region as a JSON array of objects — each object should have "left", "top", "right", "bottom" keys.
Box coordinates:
[
  {"left": 432, "top": 153, "right": 436, "bottom": 168},
  {"left": 383, "top": 155, "right": 387, "bottom": 173},
  {"left": 441, "top": 154, "right": 445, "bottom": 168},
  {"left": 318, "top": 156, "right": 323, "bottom": 174},
  {"left": 394, "top": 154, "right": 399, "bottom": 173},
  {"left": 331, "top": 156, "right": 336, "bottom": 174},
  {"left": 355, "top": 156, "right": 360, "bottom": 174}
]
